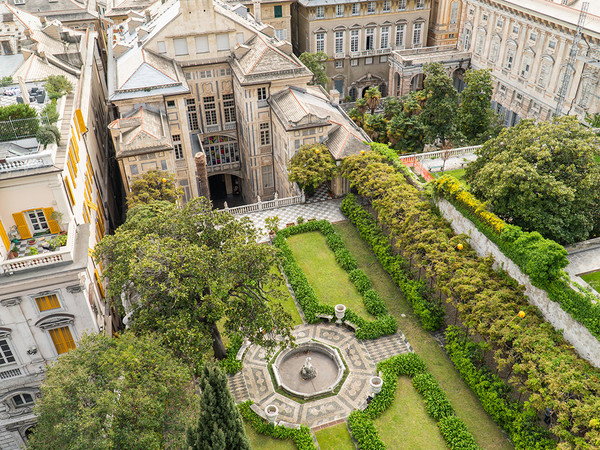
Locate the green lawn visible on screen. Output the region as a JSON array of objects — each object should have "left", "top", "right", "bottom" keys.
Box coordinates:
[
  {"left": 314, "top": 423, "right": 354, "bottom": 449},
  {"left": 333, "top": 222, "right": 513, "bottom": 450},
  {"left": 244, "top": 421, "right": 296, "bottom": 450},
  {"left": 374, "top": 377, "right": 446, "bottom": 449},
  {"left": 287, "top": 231, "right": 373, "bottom": 319},
  {"left": 581, "top": 271, "right": 600, "bottom": 291},
  {"left": 433, "top": 168, "right": 470, "bottom": 188},
  {"left": 271, "top": 266, "right": 303, "bottom": 326}
]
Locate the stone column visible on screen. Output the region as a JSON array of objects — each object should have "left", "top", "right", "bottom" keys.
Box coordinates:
[{"left": 194, "top": 152, "right": 211, "bottom": 200}]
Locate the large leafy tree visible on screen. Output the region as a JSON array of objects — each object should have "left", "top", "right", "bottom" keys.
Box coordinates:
[
  {"left": 387, "top": 112, "right": 425, "bottom": 153},
  {"left": 465, "top": 116, "right": 600, "bottom": 244},
  {"left": 363, "top": 113, "right": 388, "bottom": 143},
  {"left": 299, "top": 51, "right": 328, "bottom": 87},
  {"left": 420, "top": 63, "right": 459, "bottom": 147},
  {"left": 28, "top": 333, "right": 198, "bottom": 450},
  {"left": 458, "top": 69, "right": 501, "bottom": 144},
  {"left": 364, "top": 86, "right": 382, "bottom": 114},
  {"left": 187, "top": 364, "right": 250, "bottom": 450},
  {"left": 127, "top": 169, "right": 183, "bottom": 207},
  {"left": 94, "top": 198, "right": 294, "bottom": 368},
  {"left": 287, "top": 143, "right": 337, "bottom": 190}
]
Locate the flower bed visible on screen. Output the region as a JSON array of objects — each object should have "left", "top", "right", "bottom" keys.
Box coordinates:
[
  {"left": 348, "top": 353, "right": 480, "bottom": 450},
  {"left": 274, "top": 220, "right": 397, "bottom": 340},
  {"left": 432, "top": 174, "right": 600, "bottom": 341}
]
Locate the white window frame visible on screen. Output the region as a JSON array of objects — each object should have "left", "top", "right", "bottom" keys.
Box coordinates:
[
  {"left": 316, "top": 6, "right": 324, "bottom": 18},
  {"left": 352, "top": 3, "right": 360, "bottom": 15},
  {"left": 380, "top": 26, "right": 390, "bottom": 49},
  {"left": 173, "top": 38, "right": 189, "bottom": 56},
  {"left": 395, "top": 23, "right": 405, "bottom": 48},
  {"left": 504, "top": 43, "right": 517, "bottom": 71},
  {"left": 413, "top": 23, "right": 423, "bottom": 46},
  {"left": 383, "top": 0, "right": 390, "bottom": 12},
  {"left": 520, "top": 52, "right": 533, "bottom": 79},
  {"left": 336, "top": 4, "right": 344, "bottom": 17},
  {"left": 416, "top": 0, "right": 424, "bottom": 9},
  {"left": 367, "top": 1, "right": 375, "bottom": 14},
  {"left": 316, "top": 32, "right": 325, "bottom": 52},
  {"left": 365, "top": 28, "right": 375, "bottom": 50},
  {"left": 26, "top": 209, "right": 49, "bottom": 233},
  {"left": 258, "top": 87, "right": 268, "bottom": 101},
  {"left": 259, "top": 123, "right": 271, "bottom": 146},
  {"left": 0, "top": 338, "right": 16, "bottom": 367},
  {"left": 350, "top": 29, "right": 359, "bottom": 52},
  {"left": 335, "top": 30, "right": 344, "bottom": 54},
  {"left": 398, "top": 0, "right": 406, "bottom": 10}
]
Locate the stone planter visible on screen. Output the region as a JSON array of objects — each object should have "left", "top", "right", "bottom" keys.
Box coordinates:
[
  {"left": 370, "top": 376, "right": 383, "bottom": 394},
  {"left": 335, "top": 304, "right": 346, "bottom": 324},
  {"left": 265, "top": 404, "right": 278, "bottom": 423}
]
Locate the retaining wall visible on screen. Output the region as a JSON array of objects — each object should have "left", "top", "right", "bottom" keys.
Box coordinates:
[{"left": 435, "top": 198, "right": 600, "bottom": 368}]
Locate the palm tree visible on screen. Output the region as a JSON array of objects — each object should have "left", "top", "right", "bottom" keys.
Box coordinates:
[{"left": 364, "top": 86, "right": 382, "bottom": 114}]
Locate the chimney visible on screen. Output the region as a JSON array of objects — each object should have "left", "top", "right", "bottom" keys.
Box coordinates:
[
  {"left": 330, "top": 89, "right": 340, "bottom": 105},
  {"left": 194, "top": 152, "right": 211, "bottom": 200},
  {"left": 253, "top": 0, "right": 261, "bottom": 23}
]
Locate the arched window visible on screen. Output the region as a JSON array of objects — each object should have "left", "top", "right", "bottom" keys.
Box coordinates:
[
  {"left": 503, "top": 41, "right": 517, "bottom": 71},
  {"left": 579, "top": 76, "right": 598, "bottom": 109},
  {"left": 474, "top": 28, "right": 486, "bottom": 55},
  {"left": 463, "top": 27, "right": 472, "bottom": 51},
  {"left": 11, "top": 393, "right": 34, "bottom": 408},
  {"left": 520, "top": 50, "right": 534, "bottom": 79},
  {"left": 202, "top": 135, "right": 239, "bottom": 168},
  {"left": 537, "top": 56, "right": 554, "bottom": 88},
  {"left": 489, "top": 36, "right": 501, "bottom": 62}
]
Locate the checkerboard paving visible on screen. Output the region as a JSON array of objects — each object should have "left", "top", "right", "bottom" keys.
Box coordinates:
[
  {"left": 228, "top": 371, "right": 250, "bottom": 404},
  {"left": 362, "top": 331, "right": 413, "bottom": 365},
  {"left": 239, "top": 198, "right": 347, "bottom": 242},
  {"left": 305, "top": 184, "right": 331, "bottom": 204}
]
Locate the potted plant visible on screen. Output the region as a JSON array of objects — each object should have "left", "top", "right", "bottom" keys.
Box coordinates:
[
  {"left": 28, "top": 247, "right": 39, "bottom": 256},
  {"left": 8, "top": 245, "right": 19, "bottom": 259},
  {"left": 265, "top": 216, "right": 280, "bottom": 238}
]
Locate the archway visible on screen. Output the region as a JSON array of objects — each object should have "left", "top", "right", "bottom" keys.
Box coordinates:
[
  {"left": 394, "top": 73, "right": 401, "bottom": 96},
  {"left": 453, "top": 68, "right": 466, "bottom": 93},
  {"left": 410, "top": 73, "right": 424, "bottom": 92},
  {"left": 208, "top": 174, "right": 243, "bottom": 209},
  {"left": 379, "top": 83, "right": 387, "bottom": 97},
  {"left": 349, "top": 87, "right": 357, "bottom": 101}
]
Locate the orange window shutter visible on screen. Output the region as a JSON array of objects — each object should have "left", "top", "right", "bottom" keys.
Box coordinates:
[
  {"left": 12, "top": 212, "right": 31, "bottom": 239},
  {"left": 49, "top": 327, "right": 76, "bottom": 354},
  {"left": 72, "top": 137, "right": 80, "bottom": 161},
  {"left": 43, "top": 208, "right": 61, "bottom": 234},
  {"left": 75, "top": 109, "right": 87, "bottom": 133},
  {"left": 35, "top": 294, "right": 60, "bottom": 311},
  {"left": 0, "top": 219, "right": 10, "bottom": 252},
  {"left": 95, "top": 269, "right": 105, "bottom": 297}
]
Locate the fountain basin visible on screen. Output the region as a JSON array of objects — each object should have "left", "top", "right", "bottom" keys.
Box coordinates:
[{"left": 272, "top": 341, "right": 345, "bottom": 400}]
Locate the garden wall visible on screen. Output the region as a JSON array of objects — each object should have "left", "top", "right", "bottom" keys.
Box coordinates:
[{"left": 435, "top": 197, "right": 600, "bottom": 368}]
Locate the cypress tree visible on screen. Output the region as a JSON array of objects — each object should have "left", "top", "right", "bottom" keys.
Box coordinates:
[{"left": 187, "top": 364, "right": 250, "bottom": 450}]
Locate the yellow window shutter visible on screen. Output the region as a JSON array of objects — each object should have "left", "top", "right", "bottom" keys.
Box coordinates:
[
  {"left": 64, "top": 177, "right": 75, "bottom": 206},
  {"left": 0, "top": 219, "right": 10, "bottom": 252},
  {"left": 12, "top": 212, "right": 31, "bottom": 239},
  {"left": 75, "top": 109, "right": 87, "bottom": 133},
  {"left": 95, "top": 269, "right": 105, "bottom": 297},
  {"left": 43, "top": 207, "right": 61, "bottom": 234}
]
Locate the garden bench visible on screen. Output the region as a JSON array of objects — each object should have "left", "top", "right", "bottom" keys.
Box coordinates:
[
  {"left": 429, "top": 164, "right": 443, "bottom": 172},
  {"left": 344, "top": 321, "right": 360, "bottom": 332},
  {"left": 316, "top": 313, "right": 334, "bottom": 322},
  {"left": 279, "top": 421, "right": 301, "bottom": 429},
  {"left": 250, "top": 403, "right": 268, "bottom": 420}
]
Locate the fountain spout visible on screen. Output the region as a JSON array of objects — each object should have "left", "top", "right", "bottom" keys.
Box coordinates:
[{"left": 300, "top": 356, "right": 317, "bottom": 380}]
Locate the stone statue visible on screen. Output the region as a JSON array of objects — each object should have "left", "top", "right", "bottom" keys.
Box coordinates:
[{"left": 300, "top": 356, "right": 317, "bottom": 380}]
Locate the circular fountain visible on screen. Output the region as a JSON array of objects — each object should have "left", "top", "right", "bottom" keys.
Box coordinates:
[{"left": 272, "top": 341, "right": 345, "bottom": 400}]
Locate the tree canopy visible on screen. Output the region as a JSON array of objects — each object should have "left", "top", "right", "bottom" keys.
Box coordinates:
[
  {"left": 458, "top": 69, "right": 502, "bottom": 144},
  {"left": 299, "top": 52, "right": 329, "bottom": 87},
  {"left": 465, "top": 116, "right": 600, "bottom": 244},
  {"left": 187, "top": 364, "right": 250, "bottom": 449},
  {"left": 420, "top": 63, "right": 459, "bottom": 147},
  {"left": 28, "top": 333, "right": 198, "bottom": 450},
  {"left": 127, "top": 170, "right": 183, "bottom": 208},
  {"left": 94, "top": 198, "right": 294, "bottom": 369},
  {"left": 287, "top": 143, "right": 337, "bottom": 189}
]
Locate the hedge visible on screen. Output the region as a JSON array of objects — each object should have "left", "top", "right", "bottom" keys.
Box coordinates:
[
  {"left": 220, "top": 333, "right": 243, "bottom": 375},
  {"left": 341, "top": 195, "right": 444, "bottom": 331},
  {"left": 239, "top": 401, "right": 316, "bottom": 449},
  {"left": 432, "top": 174, "right": 600, "bottom": 342},
  {"left": 274, "top": 220, "right": 396, "bottom": 340},
  {"left": 445, "top": 326, "right": 555, "bottom": 449},
  {"left": 348, "top": 353, "right": 481, "bottom": 450}
]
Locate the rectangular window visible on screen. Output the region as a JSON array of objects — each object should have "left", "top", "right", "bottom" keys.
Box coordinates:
[
  {"left": 0, "top": 339, "right": 15, "bottom": 366},
  {"left": 258, "top": 87, "right": 267, "bottom": 101},
  {"left": 380, "top": 26, "right": 390, "bottom": 49},
  {"left": 274, "top": 5, "right": 282, "bottom": 17},
  {"left": 173, "top": 134, "right": 183, "bottom": 160},
  {"left": 367, "top": 1, "right": 375, "bottom": 13},
  {"left": 204, "top": 96, "right": 217, "bottom": 126},
  {"left": 275, "top": 29, "right": 288, "bottom": 40},
  {"left": 260, "top": 123, "right": 270, "bottom": 146},
  {"left": 130, "top": 164, "right": 139, "bottom": 176},
  {"left": 335, "top": 60, "right": 343, "bottom": 68},
  {"left": 496, "top": 18, "right": 503, "bottom": 28},
  {"left": 157, "top": 41, "right": 166, "bottom": 54},
  {"left": 35, "top": 294, "right": 60, "bottom": 312},
  {"left": 335, "top": 31, "right": 344, "bottom": 54},
  {"left": 413, "top": 23, "right": 422, "bottom": 46},
  {"left": 316, "top": 32, "right": 325, "bottom": 52},
  {"left": 186, "top": 98, "right": 199, "bottom": 131},
  {"left": 450, "top": 2, "right": 458, "bottom": 24},
  {"left": 316, "top": 5, "right": 324, "bottom": 18},
  {"left": 512, "top": 25, "right": 519, "bottom": 34},
  {"left": 351, "top": 59, "right": 359, "bottom": 66},
  {"left": 380, "top": 55, "right": 388, "bottom": 63},
  {"left": 27, "top": 209, "right": 49, "bottom": 233},
  {"left": 223, "top": 93, "right": 235, "bottom": 123},
  {"left": 12, "top": 394, "right": 34, "bottom": 407},
  {"left": 166, "top": 100, "right": 175, "bottom": 108},
  {"left": 383, "top": 0, "right": 390, "bottom": 12},
  {"left": 548, "top": 40, "right": 557, "bottom": 50},
  {"left": 196, "top": 36, "right": 209, "bottom": 53},
  {"left": 416, "top": 0, "right": 424, "bottom": 8},
  {"left": 365, "top": 57, "right": 373, "bottom": 65},
  {"left": 173, "top": 38, "right": 188, "bottom": 55},
  {"left": 395, "top": 24, "right": 405, "bottom": 47},
  {"left": 161, "top": 160, "right": 168, "bottom": 170},
  {"left": 49, "top": 326, "right": 76, "bottom": 355},
  {"left": 365, "top": 28, "right": 374, "bottom": 50},
  {"left": 398, "top": 0, "right": 406, "bottom": 10},
  {"left": 216, "top": 34, "right": 229, "bottom": 51},
  {"left": 530, "top": 32, "right": 537, "bottom": 42},
  {"left": 262, "top": 165, "right": 274, "bottom": 188},
  {"left": 352, "top": 3, "right": 359, "bottom": 15},
  {"left": 350, "top": 29, "right": 359, "bottom": 52},
  {"left": 336, "top": 4, "right": 344, "bottom": 16}
]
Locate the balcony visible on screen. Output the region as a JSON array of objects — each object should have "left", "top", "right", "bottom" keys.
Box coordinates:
[
  {"left": 348, "top": 48, "right": 392, "bottom": 59},
  {"left": 0, "top": 149, "right": 52, "bottom": 174},
  {"left": 0, "top": 220, "right": 77, "bottom": 275},
  {"left": 391, "top": 45, "right": 471, "bottom": 70}
]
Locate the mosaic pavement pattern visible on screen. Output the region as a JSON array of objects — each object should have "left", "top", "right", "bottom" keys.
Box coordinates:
[
  {"left": 229, "top": 323, "right": 412, "bottom": 427},
  {"left": 239, "top": 199, "right": 346, "bottom": 242}
]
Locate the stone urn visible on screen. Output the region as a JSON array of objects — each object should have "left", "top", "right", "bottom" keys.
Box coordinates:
[
  {"left": 265, "top": 405, "right": 278, "bottom": 423},
  {"left": 335, "top": 304, "right": 346, "bottom": 324},
  {"left": 370, "top": 376, "right": 383, "bottom": 394}
]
